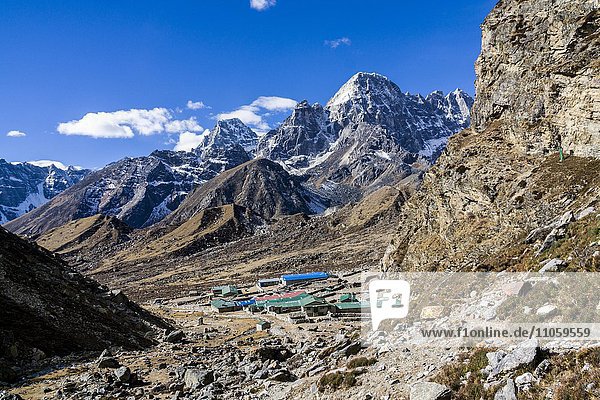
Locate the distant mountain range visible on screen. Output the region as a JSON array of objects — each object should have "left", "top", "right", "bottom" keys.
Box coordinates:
[
  {"left": 3, "top": 72, "right": 472, "bottom": 236},
  {"left": 0, "top": 160, "right": 90, "bottom": 224}
]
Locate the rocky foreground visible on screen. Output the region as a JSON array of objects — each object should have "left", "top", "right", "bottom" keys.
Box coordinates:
[{"left": 2, "top": 273, "right": 600, "bottom": 400}]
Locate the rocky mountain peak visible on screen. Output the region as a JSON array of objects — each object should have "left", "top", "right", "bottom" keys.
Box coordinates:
[
  {"left": 200, "top": 118, "right": 258, "bottom": 155},
  {"left": 193, "top": 119, "right": 253, "bottom": 172},
  {"left": 327, "top": 72, "right": 402, "bottom": 105},
  {"left": 325, "top": 72, "right": 406, "bottom": 126},
  {"left": 285, "top": 100, "right": 328, "bottom": 128}
]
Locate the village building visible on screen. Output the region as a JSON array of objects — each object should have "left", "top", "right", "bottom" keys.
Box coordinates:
[
  {"left": 256, "top": 320, "right": 271, "bottom": 331},
  {"left": 257, "top": 278, "right": 280, "bottom": 290},
  {"left": 334, "top": 301, "right": 371, "bottom": 314},
  {"left": 254, "top": 291, "right": 306, "bottom": 308},
  {"left": 339, "top": 293, "right": 357, "bottom": 303},
  {"left": 211, "top": 285, "right": 239, "bottom": 297},
  {"left": 210, "top": 299, "right": 241, "bottom": 313},
  {"left": 280, "top": 272, "right": 329, "bottom": 286},
  {"left": 266, "top": 294, "right": 328, "bottom": 314},
  {"left": 303, "top": 302, "right": 334, "bottom": 317}
]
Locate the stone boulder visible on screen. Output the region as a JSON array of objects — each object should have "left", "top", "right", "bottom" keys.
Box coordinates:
[
  {"left": 494, "top": 379, "right": 517, "bottom": 400},
  {"left": 183, "top": 368, "right": 215, "bottom": 390},
  {"left": 485, "top": 339, "right": 539, "bottom": 379},
  {"left": 409, "top": 382, "right": 451, "bottom": 400}
]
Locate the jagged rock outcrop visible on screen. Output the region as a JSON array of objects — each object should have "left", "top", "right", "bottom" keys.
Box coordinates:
[
  {"left": 472, "top": 0, "right": 600, "bottom": 157},
  {"left": 4, "top": 119, "right": 255, "bottom": 236},
  {"left": 0, "top": 160, "right": 89, "bottom": 224},
  {"left": 0, "top": 226, "right": 168, "bottom": 382},
  {"left": 199, "top": 118, "right": 258, "bottom": 157},
  {"left": 257, "top": 101, "right": 333, "bottom": 168},
  {"left": 257, "top": 73, "right": 473, "bottom": 192},
  {"left": 383, "top": 0, "right": 600, "bottom": 272}
]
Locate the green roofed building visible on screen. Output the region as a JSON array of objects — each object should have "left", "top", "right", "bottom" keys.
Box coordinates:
[
  {"left": 339, "top": 293, "right": 357, "bottom": 303},
  {"left": 266, "top": 294, "right": 327, "bottom": 314},
  {"left": 256, "top": 320, "right": 271, "bottom": 331},
  {"left": 334, "top": 301, "right": 371, "bottom": 314},
  {"left": 211, "top": 299, "right": 241, "bottom": 313},
  {"left": 211, "top": 285, "right": 239, "bottom": 297},
  {"left": 255, "top": 292, "right": 309, "bottom": 309}
]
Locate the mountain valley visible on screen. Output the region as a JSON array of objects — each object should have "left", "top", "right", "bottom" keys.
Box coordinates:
[{"left": 1, "top": 0, "right": 599, "bottom": 399}]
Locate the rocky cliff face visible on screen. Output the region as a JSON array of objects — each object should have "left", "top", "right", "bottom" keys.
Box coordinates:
[
  {"left": 383, "top": 0, "right": 600, "bottom": 272},
  {"left": 472, "top": 0, "right": 600, "bottom": 158},
  {"left": 257, "top": 101, "right": 333, "bottom": 168},
  {"left": 0, "top": 160, "right": 89, "bottom": 224}
]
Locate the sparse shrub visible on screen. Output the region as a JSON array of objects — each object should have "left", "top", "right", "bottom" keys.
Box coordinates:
[
  {"left": 318, "top": 370, "right": 360, "bottom": 392},
  {"left": 347, "top": 356, "right": 377, "bottom": 369},
  {"left": 433, "top": 348, "right": 495, "bottom": 399}
]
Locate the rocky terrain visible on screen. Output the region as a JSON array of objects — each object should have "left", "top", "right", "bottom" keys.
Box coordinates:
[
  {"left": 0, "top": 290, "right": 452, "bottom": 400},
  {"left": 0, "top": 160, "right": 89, "bottom": 224},
  {"left": 383, "top": 0, "right": 600, "bottom": 274},
  {"left": 1, "top": 0, "right": 599, "bottom": 399},
  {"left": 0, "top": 226, "right": 170, "bottom": 386}
]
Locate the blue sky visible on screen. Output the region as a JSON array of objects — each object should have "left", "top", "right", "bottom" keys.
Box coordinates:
[{"left": 0, "top": 0, "right": 497, "bottom": 168}]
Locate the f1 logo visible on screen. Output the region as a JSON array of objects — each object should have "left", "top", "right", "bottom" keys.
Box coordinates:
[{"left": 369, "top": 280, "right": 410, "bottom": 330}]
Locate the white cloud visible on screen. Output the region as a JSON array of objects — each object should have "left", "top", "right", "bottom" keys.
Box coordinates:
[
  {"left": 174, "top": 129, "right": 209, "bottom": 152},
  {"left": 57, "top": 108, "right": 203, "bottom": 139},
  {"left": 165, "top": 117, "right": 203, "bottom": 133},
  {"left": 218, "top": 107, "right": 270, "bottom": 131},
  {"left": 187, "top": 100, "right": 210, "bottom": 110},
  {"left": 250, "top": 96, "right": 297, "bottom": 111},
  {"left": 217, "top": 96, "right": 296, "bottom": 133},
  {"left": 6, "top": 130, "right": 26, "bottom": 137},
  {"left": 324, "top": 37, "right": 352, "bottom": 49},
  {"left": 250, "top": 0, "right": 276, "bottom": 11}
]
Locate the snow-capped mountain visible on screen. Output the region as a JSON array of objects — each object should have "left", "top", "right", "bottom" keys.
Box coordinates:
[
  {"left": 256, "top": 101, "right": 335, "bottom": 169},
  {"left": 257, "top": 72, "right": 473, "bottom": 190},
  {"left": 5, "top": 72, "right": 474, "bottom": 235},
  {"left": 5, "top": 119, "right": 255, "bottom": 235},
  {"left": 198, "top": 118, "right": 258, "bottom": 156},
  {"left": 0, "top": 160, "right": 90, "bottom": 224}
]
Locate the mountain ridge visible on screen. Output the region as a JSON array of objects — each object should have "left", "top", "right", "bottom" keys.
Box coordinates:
[
  {"left": 0, "top": 160, "right": 90, "bottom": 224},
  {"left": 4, "top": 72, "right": 472, "bottom": 238}
]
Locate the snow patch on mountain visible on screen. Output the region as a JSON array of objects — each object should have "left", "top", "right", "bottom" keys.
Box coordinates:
[
  {"left": 0, "top": 160, "right": 90, "bottom": 224},
  {"left": 257, "top": 72, "right": 473, "bottom": 192}
]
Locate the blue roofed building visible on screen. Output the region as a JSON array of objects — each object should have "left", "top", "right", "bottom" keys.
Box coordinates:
[{"left": 280, "top": 272, "right": 329, "bottom": 286}]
